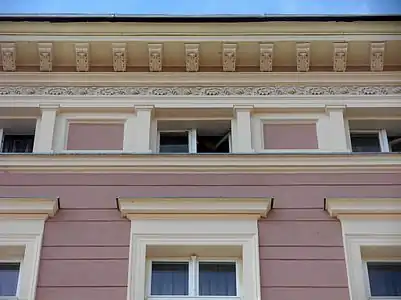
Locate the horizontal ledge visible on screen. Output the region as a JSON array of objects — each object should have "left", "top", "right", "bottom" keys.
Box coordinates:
[
  {"left": 118, "top": 197, "right": 272, "bottom": 218},
  {"left": 0, "top": 197, "right": 59, "bottom": 217},
  {"left": 326, "top": 198, "right": 401, "bottom": 217}
]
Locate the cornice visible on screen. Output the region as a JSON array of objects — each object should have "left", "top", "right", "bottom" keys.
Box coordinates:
[
  {"left": 118, "top": 197, "right": 272, "bottom": 218},
  {"left": 0, "top": 197, "right": 59, "bottom": 217},
  {"left": 326, "top": 198, "right": 401, "bottom": 217},
  {"left": 0, "top": 153, "right": 400, "bottom": 173}
]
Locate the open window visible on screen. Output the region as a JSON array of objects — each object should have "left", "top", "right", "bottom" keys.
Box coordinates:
[
  {"left": 157, "top": 120, "right": 231, "bottom": 154},
  {"left": 0, "top": 119, "right": 36, "bottom": 153}
]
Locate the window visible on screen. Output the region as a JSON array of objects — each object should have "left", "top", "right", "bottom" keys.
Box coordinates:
[
  {"left": 366, "top": 262, "right": 401, "bottom": 297},
  {"left": 350, "top": 130, "right": 388, "bottom": 153},
  {"left": 0, "top": 119, "right": 37, "bottom": 153},
  {"left": 0, "top": 262, "right": 20, "bottom": 297},
  {"left": 148, "top": 258, "right": 238, "bottom": 298},
  {"left": 1, "top": 135, "right": 34, "bottom": 153},
  {"left": 157, "top": 120, "right": 231, "bottom": 154}
]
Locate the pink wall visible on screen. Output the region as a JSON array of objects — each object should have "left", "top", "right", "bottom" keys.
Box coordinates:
[
  {"left": 66, "top": 123, "right": 124, "bottom": 150},
  {"left": 263, "top": 123, "right": 318, "bottom": 149},
  {"left": 1, "top": 172, "right": 400, "bottom": 300}
]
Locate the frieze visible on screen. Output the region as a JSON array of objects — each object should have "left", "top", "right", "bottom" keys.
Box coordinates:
[{"left": 0, "top": 85, "right": 400, "bottom": 96}]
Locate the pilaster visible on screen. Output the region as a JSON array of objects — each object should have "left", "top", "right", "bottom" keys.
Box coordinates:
[
  {"left": 233, "top": 105, "right": 254, "bottom": 153},
  {"left": 324, "top": 105, "right": 349, "bottom": 152},
  {"left": 34, "top": 105, "right": 59, "bottom": 153},
  {"left": 132, "top": 105, "right": 154, "bottom": 153}
]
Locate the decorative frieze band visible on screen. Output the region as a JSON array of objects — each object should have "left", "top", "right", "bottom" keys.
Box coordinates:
[{"left": 0, "top": 85, "right": 400, "bottom": 96}]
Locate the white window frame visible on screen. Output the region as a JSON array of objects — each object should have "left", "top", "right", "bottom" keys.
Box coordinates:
[
  {"left": 146, "top": 257, "right": 241, "bottom": 299},
  {"left": 326, "top": 198, "right": 401, "bottom": 300},
  {"left": 350, "top": 129, "right": 390, "bottom": 152},
  {"left": 0, "top": 260, "right": 21, "bottom": 299}
]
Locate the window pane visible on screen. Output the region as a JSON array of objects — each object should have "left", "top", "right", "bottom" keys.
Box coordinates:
[
  {"left": 351, "top": 133, "right": 381, "bottom": 152},
  {"left": 199, "top": 262, "right": 237, "bottom": 296},
  {"left": 159, "top": 132, "right": 189, "bottom": 153},
  {"left": 151, "top": 262, "right": 189, "bottom": 295},
  {"left": 0, "top": 263, "right": 20, "bottom": 297},
  {"left": 2, "top": 135, "right": 34, "bottom": 153},
  {"left": 368, "top": 262, "right": 401, "bottom": 296}
]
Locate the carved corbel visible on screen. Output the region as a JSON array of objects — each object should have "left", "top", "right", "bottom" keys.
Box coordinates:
[
  {"left": 296, "top": 43, "right": 310, "bottom": 72},
  {"left": 222, "top": 43, "right": 237, "bottom": 72},
  {"left": 75, "top": 43, "right": 90, "bottom": 72},
  {"left": 112, "top": 43, "right": 127, "bottom": 72},
  {"left": 148, "top": 44, "right": 163, "bottom": 72},
  {"left": 333, "top": 43, "right": 348, "bottom": 72},
  {"left": 370, "top": 42, "right": 385, "bottom": 72},
  {"left": 185, "top": 44, "right": 200, "bottom": 72},
  {"left": 1, "top": 43, "right": 16, "bottom": 71},
  {"left": 38, "top": 43, "right": 53, "bottom": 72},
  {"left": 260, "top": 43, "right": 274, "bottom": 72}
]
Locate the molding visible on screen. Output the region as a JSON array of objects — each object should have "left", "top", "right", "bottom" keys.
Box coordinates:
[
  {"left": 112, "top": 43, "right": 127, "bottom": 72},
  {"left": 1, "top": 43, "right": 16, "bottom": 71},
  {"left": 296, "top": 43, "right": 310, "bottom": 72},
  {"left": 118, "top": 197, "right": 272, "bottom": 218},
  {"left": 222, "top": 43, "right": 237, "bottom": 72},
  {"left": 333, "top": 42, "right": 348, "bottom": 72},
  {"left": 0, "top": 197, "right": 59, "bottom": 217},
  {"left": 370, "top": 42, "right": 385, "bottom": 72},
  {"left": 259, "top": 43, "right": 274, "bottom": 72},
  {"left": 74, "top": 43, "right": 90, "bottom": 72},
  {"left": 0, "top": 153, "right": 401, "bottom": 173},
  {"left": 326, "top": 198, "right": 401, "bottom": 217},
  {"left": 38, "top": 43, "right": 53, "bottom": 72},
  {"left": 148, "top": 43, "right": 163, "bottom": 72},
  {"left": 185, "top": 43, "right": 200, "bottom": 72}
]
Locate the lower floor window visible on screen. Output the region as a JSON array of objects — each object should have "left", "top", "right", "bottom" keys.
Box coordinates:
[
  {"left": 0, "top": 262, "right": 20, "bottom": 297},
  {"left": 367, "top": 262, "right": 401, "bottom": 297},
  {"left": 149, "top": 257, "right": 238, "bottom": 298}
]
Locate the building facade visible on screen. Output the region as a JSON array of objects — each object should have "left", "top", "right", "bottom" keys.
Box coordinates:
[{"left": 0, "top": 15, "right": 400, "bottom": 300}]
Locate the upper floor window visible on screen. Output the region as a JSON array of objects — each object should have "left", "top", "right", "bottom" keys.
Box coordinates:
[
  {"left": 0, "top": 262, "right": 20, "bottom": 297},
  {"left": 0, "top": 119, "right": 36, "bottom": 153},
  {"left": 1, "top": 135, "right": 34, "bottom": 153},
  {"left": 367, "top": 262, "right": 401, "bottom": 298}
]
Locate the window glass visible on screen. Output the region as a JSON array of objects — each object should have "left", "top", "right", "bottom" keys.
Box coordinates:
[
  {"left": 151, "top": 262, "right": 189, "bottom": 295},
  {"left": 0, "top": 263, "right": 20, "bottom": 297},
  {"left": 2, "top": 135, "right": 34, "bottom": 153},
  {"left": 368, "top": 262, "right": 401, "bottom": 297},
  {"left": 350, "top": 133, "right": 381, "bottom": 152},
  {"left": 199, "top": 262, "right": 237, "bottom": 296},
  {"left": 159, "top": 132, "right": 189, "bottom": 153}
]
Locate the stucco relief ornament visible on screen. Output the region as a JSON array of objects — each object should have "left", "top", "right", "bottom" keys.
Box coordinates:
[
  {"left": 38, "top": 43, "right": 53, "bottom": 72},
  {"left": 1, "top": 43, "right": 16, "bottom": 72},
  {"left": 222, "top": 44, "right": 237, "bottom": 72},
  {"left": 370, "top": 42, "right": 385, "bottom": 72},
  {"left": 296, "top": 43, "right": 310, "bottom": 72},
  {"left": 333, "top": 43, "right": 348, "bottom": 72},
  {"left": 75, "top": 43, "right": 90, "bottom": 72},
  {"left": 148, "top": 44, "right": 163, "bottom": 72},
  {"left": 259, "top": 44, "right": 274, "bottom": 72},
  {"left": 185, "top": 44, "right": 200, "bottom": 72},
  {"left": 112, "top": 43, "right": 127, "bottom": 72}
]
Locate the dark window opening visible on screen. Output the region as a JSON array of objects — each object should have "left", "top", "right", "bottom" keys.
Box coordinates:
[
  {"left": 151, "top": 262, "right": 189, "bottom": 296},
  {"left": 197, "top": 131, "right": 230, "bottom": 153},
  {"left": 0, "top": 263, "right": 20, "bottom": 297},
  {"left": 389, "top": 136, "right": 401, "bottom": 152},
  {"left": 367, "top": 262, "right": 401, "bottom": 297},
  {"left": 2, "top": 135, "right": 34, "bottom": 153},
  {"left": 159, "top": 131, "right": 189, "bottom": 153},
  {"left": 350, "top": 133, "right": 381, "bottom": 153}
]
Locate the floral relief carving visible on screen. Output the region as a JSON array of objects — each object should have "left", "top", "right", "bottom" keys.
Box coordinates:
[
  {"left": 370, "top": 42, "right": 385, "bottom": 72},
  {"left": 1, "top": 43, "right": 16, "bottom": 72},
  {"left": 75, "top": 43, "right": 90, "bottom": 72},
  {"left": 296, "top": 43, "right": 310, "bottom": 72},
  {"left": 333, "top": 43, "right": 348, "bottom": 72},
  {"left": 222, "top": 44, "right": 237, "bottom": 72},
  {"left": 38, "top": 43, "right": 53, "bottom": 72},
  {"left": 185, "top": 44, "right": 200, "bottom": 72},
  {"left": 0, "top": 85, "right": 399, "bottom": 96},
  {"left": 260, "top": 44, "right": 274, "bottom": 72},
  {"left": 112, "top": 43, "right": 127, "bottom": 72},
  {"left": 148, "top": 44, "right": 163, "bottom": 72}
]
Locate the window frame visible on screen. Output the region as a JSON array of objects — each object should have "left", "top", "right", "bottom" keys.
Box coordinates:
[
  {"left": 349, "top": 129, "right": 390, "bottom": 153},
  {"left": 146, "top": 257, "right": 241, "bottom": 299},
  {"left": 0, "top": 260, "right": 21, "bottom": 298}
]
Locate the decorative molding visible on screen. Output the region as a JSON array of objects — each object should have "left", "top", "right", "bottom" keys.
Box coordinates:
[
  {"left": 38, "top": 43, "right": 53, "bottom": 72},
  {"left": 296, "top": 43, "right": 310, "bottom": 72},
  {"left": 1, "top": 43, "right": 16, "bottom": 71},
  {"left": 0, "top": 197, "right": 59, "bottom": 217},
  {"left": 148, "top": 44, "right": 163, "bottom": 72},
  {"left": 326, "top": 198, "right": 401, "bottom": 217},
  {"left": 118, "top": 197, "right": 272, "bottom": 217},
  {"left": 75, "top": 43, "right": 90, "bottom": 72},
  {"left": 370, "top": 42, "right": 385, "bottom": 72},
  {"left": 222, "top": 43, "right": 237, "bottom": 72},
  {"left": 112, "top": 43, "right": 127, "bottom": 72},
  {"left": 259, "top": 43, "right": 274, "bottom": 72},
  {"left": 185, "top": 44, "right": 200, "bottom": 72},
  {"left": 333, "top": 42, "right": 348, "bottom": 72},
  {"left": 0, "top": 85, "right": 400, "bottom": 96}
]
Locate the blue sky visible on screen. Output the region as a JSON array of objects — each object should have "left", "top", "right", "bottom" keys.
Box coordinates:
[{"left": 1, "top": 0, "right": 401, "bottom": 15}]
